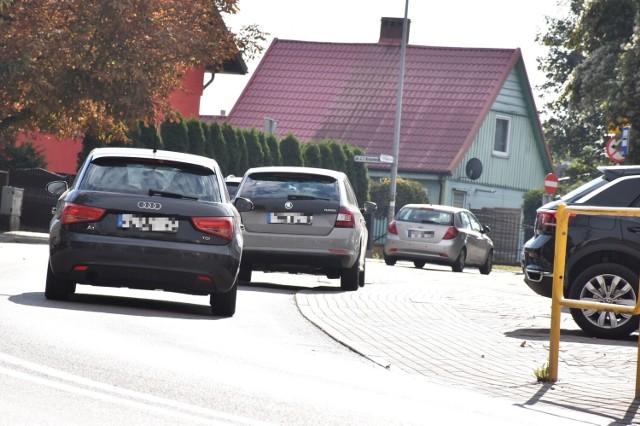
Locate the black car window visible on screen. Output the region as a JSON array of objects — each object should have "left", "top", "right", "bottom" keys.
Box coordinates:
[
  {"left": 240, "top": 173, "right": 339, "bottom": 201},
  {"left": 459, "top": 212, "right": 472, "bottom": 229},
  {"left": 467, "top": 212, "right": 483, "bottom": 232},
  {"left": 80, "top": 157, "right": 220, "bottom": 202},
  {"left": 582, "top": 176, "right": 640, "bottom": 207}
]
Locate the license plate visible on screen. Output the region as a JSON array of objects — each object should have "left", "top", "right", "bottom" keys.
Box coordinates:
[
  {"left": 408, "top": 229, "right": 434, "bottom": 239},
  {"left": 118, "top": 214, "right": 179, "bottom": 232},
  {"left": 268, "top": 212, "right": 313, "bottom": 225}
]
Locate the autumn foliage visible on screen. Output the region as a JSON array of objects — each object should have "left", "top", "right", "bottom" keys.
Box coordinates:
[{"left": 0, "top": 0, "right": 264, "bottom": 141}]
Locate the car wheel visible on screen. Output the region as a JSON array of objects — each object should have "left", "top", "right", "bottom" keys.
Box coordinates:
[
  {"left": 44, "top": 262, "right": 75, "bottom": 300},
  {"left": 479, "top": 251, "right": 493, "bottom": 275},
  {"left": 413, "top": 260, "right": 425, "bottom": 269},
  {"left": 384, "top": 255, "right": 396, "bottom": 266},
  {"left": 340, "top": 259, "right": 360, "bottom": 292},
  {"left": 210, "top": 284, "right": 237, "bottom": 317},
  {"left": 358, "top": 261, "right": 366, "bottom": 288},
  {"left": 452, "top": 248, "right": 466, "bottom": 273},
  {"left": 238, "top": 267, "right": 252, "bottom": 283},
  {"left": 569, "top": 263, "right": 639, "bottom": 339}
]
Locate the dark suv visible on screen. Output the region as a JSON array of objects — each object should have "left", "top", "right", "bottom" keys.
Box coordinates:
[{"left": 523, "top": 165, "right": 640, "bottom": 339}]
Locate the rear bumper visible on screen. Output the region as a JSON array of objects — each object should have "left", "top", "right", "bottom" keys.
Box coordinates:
[
  {"left": 523, "top": 267, "right": 553, "bottom": 298},
  {"left": 49, "top": 231, "right": 240, "bottom": 294}
]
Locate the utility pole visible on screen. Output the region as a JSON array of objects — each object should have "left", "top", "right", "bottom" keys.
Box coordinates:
[{"left": 388, "top": 0, "right": 409, "bottom": 223}]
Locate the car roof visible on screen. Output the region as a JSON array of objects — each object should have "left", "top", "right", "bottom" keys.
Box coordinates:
[
  {"left": 598, "top": 165, "right": 640, "bottom": 180},
  {"left": 88, "top": 147, "right": 220, "bottom": 172},
  {"left": 401, "top": 204, "right": 467, "bottom": 214},
  {"left": 243, "top": 166, "right": 347, "bottom": 180}
]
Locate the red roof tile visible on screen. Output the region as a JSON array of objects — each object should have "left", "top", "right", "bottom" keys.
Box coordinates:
[{"left": 227, "top": 39, "right": 521, "bottom": 174}]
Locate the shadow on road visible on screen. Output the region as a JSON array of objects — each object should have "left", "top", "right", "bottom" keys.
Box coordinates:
[
  {"left": 505, "top": 327, "right": 639, "bottom": 347},
  {"left": 9, "top": 280, "right": 345, "bottom": 319}
]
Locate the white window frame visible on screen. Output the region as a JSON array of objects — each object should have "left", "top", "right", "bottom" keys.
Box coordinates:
[{"left": 493, "top": 115, "right": 511, "bottom": 158}]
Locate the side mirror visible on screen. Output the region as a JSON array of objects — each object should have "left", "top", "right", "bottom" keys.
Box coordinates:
[
  {"left": 46, "top": 181, "right": 68, "bottom": 196},
  {"left": 362, "top": 201, "right": 377, "bottom": 214},
  {"left": 482, "top": 225, "right": 491, "bottom": 234},
  {"left": 234, "top": 197, "right": 254, "bottom": 213}
]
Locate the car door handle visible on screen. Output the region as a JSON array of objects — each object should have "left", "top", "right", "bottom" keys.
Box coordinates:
[{"left": 628, "top": 226, "right": 640, "bottom": 234}]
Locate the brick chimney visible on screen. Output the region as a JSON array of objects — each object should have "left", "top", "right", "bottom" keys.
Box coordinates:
[{"left": 378, "top": 17, "right": 410, "bottom": 46}]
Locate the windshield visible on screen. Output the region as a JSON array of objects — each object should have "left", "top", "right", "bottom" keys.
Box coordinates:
[
  {"left": 239, "top": 173, "right": 339, "bottom": 201},
  {"left": 79, "top": 157, "right": 221, "bottom": 202}
]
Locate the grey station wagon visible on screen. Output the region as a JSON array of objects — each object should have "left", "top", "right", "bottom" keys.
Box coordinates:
[{"left": 234, "top": 166, "right": 376, "bottom": 291}]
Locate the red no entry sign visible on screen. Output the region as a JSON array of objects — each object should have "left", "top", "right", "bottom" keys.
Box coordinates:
[{"left": 544, "top": 173, "right": 559, "bottom": 194}]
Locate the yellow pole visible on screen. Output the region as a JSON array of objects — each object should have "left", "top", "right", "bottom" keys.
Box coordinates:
[{"left": 548, "top": 203, "right": 568, "bottom": 382}]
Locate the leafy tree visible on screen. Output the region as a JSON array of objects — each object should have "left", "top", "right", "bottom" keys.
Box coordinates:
[
  {"left": 258, "top": 131, "right": 272, "bottom": 165},
  {"left": 329, "top": 141, "right": 347, "bottom": 173},
  {"left": 135, "top": 122, "right": 162, "bottom": 151},
  {"left": 303, "top": 144, "right": 322, "bottom": 168},
  {"left": 0, "top": 0, "right": 265, "bottom": 142},
  {"left": 186, "top": 119, "right": 205, "bottom": 156},
  {"left": 208, "top": 121, "right": 228, "bottom": 172},
  {"left": 370, "top": 177, "right": 429, "bottom": 219},
  {"left": 266, "top": 133, "right": 281, "bottom": 166},
  {"left": 350, "top": 147, "right": 370, "bottom": 203},
  {"left": 160, "top": 115, "right": 189, "bottom": 153},
  {"left": 280, "top": 134, "right": 304, "bottom": 166},
  {"left": 319, "top": 143, "right": 335, "bottom": 170},
  {"left": 235, "top": 128, "right": 249, "bottom": 175},
  {"left": 0, "top": 134, "right": 47, "bottom": 170},
  {"left": 522, "top": 188, "right": 546, "bottom": 242},
  {"left": 222, "top": 123, "right": 239, "bottom": 175},
  {"left": 538, "top": 0, "right": 640, "bottom": 166},
  {"left": 244, "top": 128, "right": 264, "bottom": 168}
]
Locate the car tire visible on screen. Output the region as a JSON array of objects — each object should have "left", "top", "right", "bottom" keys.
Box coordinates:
[
  {"left": 210, "top": 284, "right": 237, "bottom": 317},
  {"left": 452, "top": 248, "right": 466, "bottom": 273},
  {"left": 44, "top": 262, "right": 75, "bottom": 300},
  {"left": 413, "top": 260, "right": 425, "bottom": 269},
  {"left": 384, "top": 255, "right": 396, "bottom": 266},
  {"left": 569, "top": 263, "right": 639, "bottom": 339},
  {"left": 479, "top": 251, "right": 493, "bottom": 275},
  {"left": 341, "top": 258, "right": 360, "bottom": 292},
  {"left": 238, "top": 267, "right": 252, "bottom": 283}
]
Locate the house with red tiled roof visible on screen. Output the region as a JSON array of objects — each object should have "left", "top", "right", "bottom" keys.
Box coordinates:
[{"left": 225, "top": 18, "right": 553, "bottom": 215}]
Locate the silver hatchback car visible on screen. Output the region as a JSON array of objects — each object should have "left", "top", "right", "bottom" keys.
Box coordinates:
[
  {"left": 383, "top": 204, "right": 493, "bottom": 274},
  {"left": 235, "top": 166, "right": 376, "bottom": 291}
]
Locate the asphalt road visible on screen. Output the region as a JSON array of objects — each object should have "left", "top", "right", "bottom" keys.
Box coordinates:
[{"left": 0, "top": 242, "right": 606, "bottom": 425}]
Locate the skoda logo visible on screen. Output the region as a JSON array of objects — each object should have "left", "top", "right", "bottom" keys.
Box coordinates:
[
  {"left": 137, "top": 201, "right": 162, "bottom": 210},
  {"left": 284, "top": 201, "right": 293, "bottom": 210}
]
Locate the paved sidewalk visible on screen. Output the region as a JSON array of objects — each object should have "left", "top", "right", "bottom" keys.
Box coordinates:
[
  {"left": 297, "top": 261, "right": 640, "bottom": 425},
  {"left": 0, "top": 230, "right": 49, "bottom": 244}
]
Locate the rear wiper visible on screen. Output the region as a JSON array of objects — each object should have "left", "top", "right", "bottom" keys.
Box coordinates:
[
  {"left": 287, "top": 194, "right": 330, "bottom": 201},
  {"left": 149, "top": 189, "right": 198, "bottom": 200}
]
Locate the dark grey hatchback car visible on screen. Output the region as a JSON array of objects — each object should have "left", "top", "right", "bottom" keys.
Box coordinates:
[{"left": 45, "top": 147, "right": 252, "bottom": 317}]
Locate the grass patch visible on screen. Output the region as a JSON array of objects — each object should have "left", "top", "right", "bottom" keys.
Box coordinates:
[{"left": 534, "top": 362, "right": 551, "bottom": 382}]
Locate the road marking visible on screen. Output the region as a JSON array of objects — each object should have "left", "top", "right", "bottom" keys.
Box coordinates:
[{"left": 0, "top": 352, "right": 269, "bottom": 425}]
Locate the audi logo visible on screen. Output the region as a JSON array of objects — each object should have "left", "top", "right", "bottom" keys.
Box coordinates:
[
  {"left": 284, "top": 201, "right": 293, "bottom": 210},
  {"left": 137, "top": 201, "right": 162, "bottom": 210}
]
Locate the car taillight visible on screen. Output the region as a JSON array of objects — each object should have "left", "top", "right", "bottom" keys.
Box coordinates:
[
  {"left": 335, "top": 206, "right": 355, "bottom": 228},
  {"left": 61, "top": 203, "right": 106, "bottom": 225},
  {"left": 535, "top": 208, "right": 576, "bottom": 235},
  {"left": 387, "top": 220, "right": 398, "bottom": 235},
  {"left": 192, "top": 217, "right": 234, "bottom": 240},
  {"left": 442, "top": 226, "right": 459, "bottom": 240}
]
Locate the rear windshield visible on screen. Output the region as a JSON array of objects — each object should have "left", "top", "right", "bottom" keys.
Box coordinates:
[
  {"left": 239, "top": 172, "right": 339, "bottom": 201},
  {"left": 79, "top": 157, "right": 221, "bottom": 202},
  {"left": 396, "top": 207, "right": 453, "bottom": 225}
]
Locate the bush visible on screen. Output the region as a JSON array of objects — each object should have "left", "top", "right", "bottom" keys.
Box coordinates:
[{"left": 370, "top": 177, "right": 429, "bottom": 219}]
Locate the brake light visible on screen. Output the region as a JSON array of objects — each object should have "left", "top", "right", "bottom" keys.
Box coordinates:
[
  {"left": 535, "top": 208, "right": 576, "bottom": 234},
  {"left": 442, "top": 226, "right": 459, "bottom": 240},
  {"left": 192, "top": 217, "right": 234, "bottom": 240},
  {"left": 387, "top": 220, "right": 398, "bottom": 235},
  {"left": 335, "top": 206, "right": 355, "bottom": 228},
  {"left": 61, "top": 203, "right": 106, "bottom": 224}
]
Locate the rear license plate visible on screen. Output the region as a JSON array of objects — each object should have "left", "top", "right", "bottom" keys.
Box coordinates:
[
  {"left": 408, "top": 229, "right": 434, "bottom": 239},
  {"left": 268, "top": 212, "right": 313, "bottom": 225},
  {"left": 118, "top": 214, "right": 179, "bottom": 232}
]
